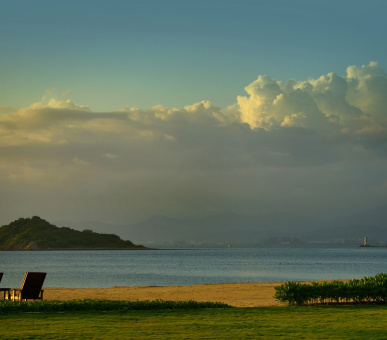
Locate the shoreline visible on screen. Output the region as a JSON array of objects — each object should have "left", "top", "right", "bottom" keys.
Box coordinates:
[
  {"left": 43, "top": 282, "right": 284, "bottom": 307},
  {"left": 0, "top": 247, "right": 153, "bottom": 251}
]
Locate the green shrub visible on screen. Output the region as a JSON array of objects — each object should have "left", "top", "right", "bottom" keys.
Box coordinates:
[
  {"left": 0, "top": 299, "right": 232, "bottom": 313},
  {"left": 274, "top": 273, "right": 387, "bottom": 305}
]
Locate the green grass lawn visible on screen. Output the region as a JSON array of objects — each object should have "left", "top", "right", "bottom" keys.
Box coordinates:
[{"left": 1, "top": 305, "right": 387, "bottom": 339}]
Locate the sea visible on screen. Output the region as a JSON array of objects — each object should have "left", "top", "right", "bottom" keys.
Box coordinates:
[{"left": 1, "top": 245, "right": 386, "bottom": 288}]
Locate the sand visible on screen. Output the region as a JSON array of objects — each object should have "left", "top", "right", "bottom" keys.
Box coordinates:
[{"left": 43, "top": 282, "right": 283, "bottom": 307}]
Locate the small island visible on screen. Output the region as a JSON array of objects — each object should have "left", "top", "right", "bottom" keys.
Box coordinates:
[{"left": 0, "top": 216, "right": 147, "bottom": 250}]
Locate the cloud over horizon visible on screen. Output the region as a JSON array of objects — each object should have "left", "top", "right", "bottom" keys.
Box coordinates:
[
  {"left": 1, "top": 62, "right": 386, "bottom": 226},
  {"left": 238, "top": 62, "right": 387, "bottom": 136}
]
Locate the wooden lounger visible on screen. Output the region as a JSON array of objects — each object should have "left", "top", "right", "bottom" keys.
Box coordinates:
[{"left": 7, "top": 272, "right": 46, "bottom": 301}]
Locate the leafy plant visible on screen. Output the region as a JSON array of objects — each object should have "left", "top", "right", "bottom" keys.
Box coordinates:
[
  {"left": 0, "top": 299, "right": 232, "bottom": 313},
  {"left": 274, "top": 273, "right": 387, "bottom": 305}
]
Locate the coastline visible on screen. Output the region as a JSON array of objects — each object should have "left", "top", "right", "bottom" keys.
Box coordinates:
[{"left": 43, "top": 282, "right": 283, "bottom": 307}]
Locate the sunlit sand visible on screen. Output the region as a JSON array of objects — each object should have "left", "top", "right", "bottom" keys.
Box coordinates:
[{"left": 44, "top": 282, "right": 283, "bottom": 307}]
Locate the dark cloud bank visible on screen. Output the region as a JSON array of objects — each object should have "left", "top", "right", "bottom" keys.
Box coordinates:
[{"left": 1, "top": 62, "right": 386, "bottom": 244}]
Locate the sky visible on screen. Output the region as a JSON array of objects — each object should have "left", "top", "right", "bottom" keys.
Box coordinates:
[{"left": 1, "top": 0, "right": 387, "bottom": 234}]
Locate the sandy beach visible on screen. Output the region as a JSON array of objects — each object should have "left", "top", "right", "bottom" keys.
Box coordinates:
[{"left": 43, "top": 282, "right": 283, "bottom": 307}]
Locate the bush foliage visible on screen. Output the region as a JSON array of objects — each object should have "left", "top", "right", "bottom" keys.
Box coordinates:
[
  {"left": 0, "top": 299, "right": 232, "bottom": 313},
  {"left": 274, "top": 273, "right": 387, "bottom": 305}
]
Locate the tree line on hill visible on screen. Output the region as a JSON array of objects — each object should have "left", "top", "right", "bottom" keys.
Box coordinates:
[{"left": 0, "top": 216, "right": 146, "bottom": 250}]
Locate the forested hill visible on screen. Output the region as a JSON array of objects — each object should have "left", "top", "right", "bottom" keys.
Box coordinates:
[{"left": 0, "top": 216, "right": 147, "bottom": 250}]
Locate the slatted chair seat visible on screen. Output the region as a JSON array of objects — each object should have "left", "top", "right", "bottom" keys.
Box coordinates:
[{"left": 8, "top": 272, "right": 46, "bottom": 301}]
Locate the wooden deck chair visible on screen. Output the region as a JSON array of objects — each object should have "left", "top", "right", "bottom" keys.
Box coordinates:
[
  {"left": 0, "top": 273, "right": 4, "bottom": 298},
  {"left": 0, "top": 273, "right": 10, "bottom": 299},
  {"left": 8, "top": 272, "right": 46, "bottom": 301}
]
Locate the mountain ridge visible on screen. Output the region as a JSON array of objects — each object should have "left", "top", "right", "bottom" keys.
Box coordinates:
[{"left": 58, "top": 206, "right": 387, "bottom": 245}]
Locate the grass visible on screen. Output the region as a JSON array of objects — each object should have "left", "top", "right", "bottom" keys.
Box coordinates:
[{"left": 1, "top": 303, "right": 387, "bottom": 339}]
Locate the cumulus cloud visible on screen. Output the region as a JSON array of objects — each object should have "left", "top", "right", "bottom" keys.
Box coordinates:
[
  {"left": 0, "top": 62, "right": 386, "bottom": 225},
  {"left": 237, "top": 61, "right": 387, "bottom": 138}
]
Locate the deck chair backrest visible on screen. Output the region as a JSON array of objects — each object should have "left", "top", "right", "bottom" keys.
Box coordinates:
[{"left": 20, "top": 272, "right": 46, "bottom": 300}]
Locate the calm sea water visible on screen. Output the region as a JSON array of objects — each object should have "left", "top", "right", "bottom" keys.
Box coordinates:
[{"left": 1, "top": 245, "right": 386, "bottom": 288}]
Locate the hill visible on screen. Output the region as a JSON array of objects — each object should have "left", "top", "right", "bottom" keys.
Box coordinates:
[{"left": 0, "top": 216, "right": 147, "bottom": 250}]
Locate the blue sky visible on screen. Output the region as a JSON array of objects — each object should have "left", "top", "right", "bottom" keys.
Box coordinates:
[
  {"left": 2, "top": 0, "right": 386, "bottom": 111},
  {"left": 1, "top": 1, "right": 387, "bottom": 237}
]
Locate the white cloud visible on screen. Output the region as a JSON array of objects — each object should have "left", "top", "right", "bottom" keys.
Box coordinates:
[
  {"left": 61, "top": 89, "right": 72, "bottom": 97},
  {"left": 104, "top": 153, "right": 119, "bottom": 160},
  {"left": 72, "top": 157, "right": 89, "bottom": 166},
  {"left": 237, "top": 62, "right": 387, "bottom": 138},
  {"left": 0, "top": 62, "right": 386, "bottom": 225}
]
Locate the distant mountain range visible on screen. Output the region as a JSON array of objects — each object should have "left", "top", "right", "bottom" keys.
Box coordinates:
[
  {"left": 4, "top": 210, "right": 384, "bottom": 250},
  {"left": 56, "top": 205, "right": 387, "bottom": 246},
  {"left": 0, "top": 216, "right": 147, "bottom": 250}
]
